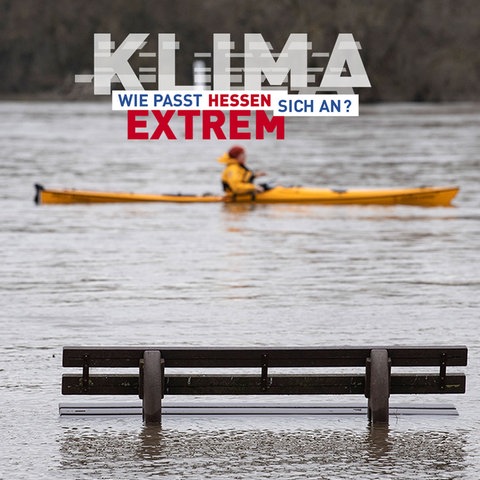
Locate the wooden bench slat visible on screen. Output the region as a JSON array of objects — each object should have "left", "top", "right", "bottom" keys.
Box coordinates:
[
  {"left": 165, "top": 374, "right": 366, "bottom": 395},
  {"left": 62, "top": 373, "right": 139, "bottom": 395},
  {"left": 390, "top": 374, "right": 466, "bottom": 394},
  {"left": 62, "top": 373, "right": 466, "bottom": 396},
  {"left": 62, "top": 346, "right": 468, "bottom": 368}
]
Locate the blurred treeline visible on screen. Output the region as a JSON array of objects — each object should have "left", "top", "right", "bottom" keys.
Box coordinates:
[{"left": 0, "top": 0, "right": 478, "bottom": 101}]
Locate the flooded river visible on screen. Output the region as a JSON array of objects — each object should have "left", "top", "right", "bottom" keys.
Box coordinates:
[{"left": 0, "top": 101, "right": 479, "bottom": 478}]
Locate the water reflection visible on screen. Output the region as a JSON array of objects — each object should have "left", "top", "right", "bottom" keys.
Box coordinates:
[
  {"left": 58, "top": 421, "right": 466, "bottom": 479},
  {"left": 222, "top": 203, "right": 257, "bottom": 216}
]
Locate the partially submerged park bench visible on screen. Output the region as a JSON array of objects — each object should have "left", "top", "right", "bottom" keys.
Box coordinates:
[{"left": 62, "top": 346, "right": 467, "bottom": 425}]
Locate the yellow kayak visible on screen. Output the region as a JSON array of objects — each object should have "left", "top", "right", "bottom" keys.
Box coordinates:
[{"left": 34, "top": 184, "right": 459, "bottom": 207}]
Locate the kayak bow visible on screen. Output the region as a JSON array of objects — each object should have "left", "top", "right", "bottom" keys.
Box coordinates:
[{"left": 34, "top": 183, "right": 459, "bottom": 207}]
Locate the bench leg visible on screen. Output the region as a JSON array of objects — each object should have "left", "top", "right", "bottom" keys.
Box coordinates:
[
  {"left": 368, "top": 349, "right": 390, "bottom": 425},
  {"left": 143, "top": 350, "right": 164, "bottom": 425}
]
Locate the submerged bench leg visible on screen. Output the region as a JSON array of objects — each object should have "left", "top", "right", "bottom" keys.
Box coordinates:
[
  {"left": 368, "top": 349, "right": 390, "bottom": 425},
  {"left": 143, "top": 350, "right": 164, "bottom": 425}
]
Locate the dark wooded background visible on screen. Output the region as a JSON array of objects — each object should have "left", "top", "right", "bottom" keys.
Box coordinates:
[{"left": 1, "top": 0, "right": 478, "bottom": 101}]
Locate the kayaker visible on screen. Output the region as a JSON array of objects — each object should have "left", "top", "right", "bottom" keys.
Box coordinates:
[{"left": 218, "top": 146, "right": 267, "bottom": 197}]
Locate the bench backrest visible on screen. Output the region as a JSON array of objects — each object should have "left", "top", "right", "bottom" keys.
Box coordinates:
[{"left": 63, "top": 346, "right": 468, "bottom": 368}]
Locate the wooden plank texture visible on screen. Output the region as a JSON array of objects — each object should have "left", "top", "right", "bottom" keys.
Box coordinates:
[
  {"left": 62, "top": 346, "right": 468, "bottom": 368},
  {"left": 62, "top": 373, "right": 466, "bottom": 396}
]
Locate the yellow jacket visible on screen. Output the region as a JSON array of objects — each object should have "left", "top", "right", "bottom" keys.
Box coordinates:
[{"left": 220, "top": 159, "right": 257, "bottom": 195}]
